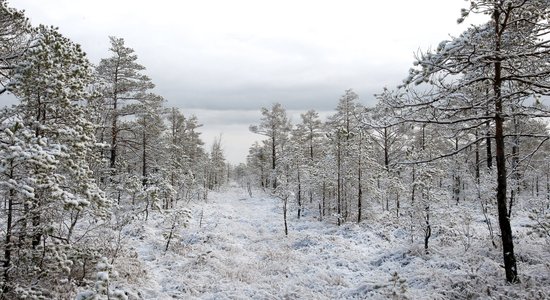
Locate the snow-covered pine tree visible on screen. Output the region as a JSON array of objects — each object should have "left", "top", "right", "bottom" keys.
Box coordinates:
[
  {"left": 247, "top": 141, "right": 270, "bottom": 189},
  {"left": 131, "top": 93, "right": 169, "bottom": 219},
  {"left": 390, "top": 0, "right": 550, "bottom": 283},
  {"left": 164, "top": 108, "right": 206, "bottom": 205},
  {"left": 207, "top": 135, "right": 227, "bottom": 191},
  {"left": 326, "top": 89, "right": 363, "bottom": 225},
  {"left": 96, "top": 36, "right": 155, "bottom": 179},
  {"left": 250, "top": 103, "right": 291, "bottom": 189},
  {"left": 293, "top": 109, "right": 325, "bottom": 217},
  {"left": 0, "top": 0, "right": 30, "bottom": 93},
  {"left": 4, "top": 25, "right": 110, "bottom": 297}
]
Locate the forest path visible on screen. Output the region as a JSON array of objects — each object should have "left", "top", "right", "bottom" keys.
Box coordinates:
[
  {"left": 134, "top": 186, "right": 400, "bottom": 299},
  {"left": 126, "top": 185, "right": 550, "bottom": 299}
]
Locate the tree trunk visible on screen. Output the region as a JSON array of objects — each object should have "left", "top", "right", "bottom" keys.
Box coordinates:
[
  {"left": 31, "top": 203, "right": 41, "bottom": 249},
  {"left": 424, "top": 204, "right": 431, "bottom": 253},
  {"left": 536, "top": 176, "right": 539, "bottom": 198},
  {"left": 486, "top": 112, "right": 493, "bottom": 169},
  {"left": 142, "top": 127, "right": 147, "bottom": 187},
  {"left": 493, "top": 8, "right": 518, "bottom": 282},
  {"left": 454, "top": 138, "right": 461, "bottom": 204},
  {"left": 357, "top": 131, "right": 363, "bottom": 223},
  {"left": 271, "top": 134, "right": 277, "bottom": 189},
  {"left": 396, "top": 191, "right": 400, "bottom": 218},
  {"left": 357, "top": 164, "right": 362, "bottom": 224},
  {"left": 475, "top": 129, "right": 480, "bottom": 180},
  {"left": 110, "top": 98, "right": 118, "bottom": 171},
  {"left": 411, "top": 166, "right": 416, "bottom": 204},
  {"left": 546, "top": 169, "right": 549, "bottom": 205},
  {"left": 283, "top": 196, "right": 288, "bottom": 236},
  {"left": 322, "top": 181, "right": 326, "bottom": 218},
  {"left": 383, "top": 127, "right": 389, "bottom": 169},
  {"left": 297, "top": 166, "right": 302, "bottom": 219},
  {"left": 337, "top": 136, "right": 342, "bottom": 226},
  {"left": 164, "top": 221, "right": 177, "bottom": 252},
  {"left": 3, "top": 184, "right": 14, "bottom": 294},
  {"left": 511, "top": 114, "right": 521, "bottom": 201}
]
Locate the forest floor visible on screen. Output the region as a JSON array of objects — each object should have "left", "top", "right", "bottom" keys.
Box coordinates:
[{"left": 117, "top": 185, "right": 550, "bottom": 299}]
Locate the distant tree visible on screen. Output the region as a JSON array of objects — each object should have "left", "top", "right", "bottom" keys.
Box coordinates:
[
  {"left": 294, "top": 109, "right": 325, "bottom": 207},
  {"left": 132, "top": 94, "right": 167, "bottom": 219},
  {"left": 327, "top": 89, "right": 362, "bottom": 225},
  {"left": 96, "top": 36, "right": 155, "bottom": 174},
  {"left": 250, "top": 103, "right": 291, "bottom": 189},
  {"left": 363, "top": 92, "right": 412, "bottom": 216},
  {"left": 134, "top": 94, "right": 166, "bottom": 186},
  {"left": 288, "top": 131, "right": 306, "bottom": 219},
  {"left": 208, "top": 135, "right": 227, "bottom": 191},
  {"left": 177, "top": 114, "right": 208, "bottom": 200},
  {"left": 296, "top": 109, "right": 324, "bottom": 161},
  {"left": 247, "top": 141, "right": 269, "bottom": 188},
  {"left": 164, "top": 108, "right": 196, "bottom": 206}
]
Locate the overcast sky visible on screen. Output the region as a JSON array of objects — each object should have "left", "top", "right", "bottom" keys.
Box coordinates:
[{"left": 5, "top": 0, "right": 486, "bottom": 164}]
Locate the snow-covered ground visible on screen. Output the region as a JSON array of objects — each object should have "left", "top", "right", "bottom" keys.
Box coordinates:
[{"left": 118, "top": 186, "right": 550, "bottom": 299}]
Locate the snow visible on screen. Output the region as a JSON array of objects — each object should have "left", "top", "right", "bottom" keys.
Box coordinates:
[
  {"left": 97, "top": 271, "right": 109, "bottom": 281},
  {"left": 115, "top": 186, "right": 550, "bottom": 299}
]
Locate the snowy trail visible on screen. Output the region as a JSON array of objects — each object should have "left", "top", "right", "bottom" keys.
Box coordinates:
[
  {"left": 131, "top": 187, "right": 399, "bottom": 299},
  {"left": 126, "top": 186, "right": 550, "bottom": 299}
]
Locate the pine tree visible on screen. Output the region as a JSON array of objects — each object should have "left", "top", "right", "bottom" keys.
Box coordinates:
[
  {"left": 327, "top": 89, "right": 363, "bottom": 224},
  {"left": 96, "top": 36, "right": 155, "bottom": 174},
  {"left": 250, "top": 103, "right": 291, "bottom": 189},
  {"left": 208, "top": 135, "right": 227, "bottom": 191},
  {"left": 392, "top": 0, "right": 550, "bottom": 282},
  {"left": 4, "top": 25, "right": 110, "bottom": 297},
  {"left": 0, "top": 0, "right": 30, "bottom": 93}
]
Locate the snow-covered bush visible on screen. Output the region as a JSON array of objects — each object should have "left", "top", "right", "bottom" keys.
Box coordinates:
[
  {"left": 163, "top": 208, "right": 192, "bottom": 252},
  {"left": 75, "top": 257, "right": 131, "bottom": 300}
]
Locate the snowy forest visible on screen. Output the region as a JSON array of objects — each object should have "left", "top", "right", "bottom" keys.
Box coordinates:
[{"left": 1, "top": 0, "right": 550, "bottom": 299}]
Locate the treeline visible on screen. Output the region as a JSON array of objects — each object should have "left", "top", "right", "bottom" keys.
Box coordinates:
[
  {"left": 0, "top": 1, "right": 226, "bottom": 298},
  {"left": 243, "top": 1, "right": 550, "bottom": 284}
]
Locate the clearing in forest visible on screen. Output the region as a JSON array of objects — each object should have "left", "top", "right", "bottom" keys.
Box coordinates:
[{"left": 125, "top": 186, "right": 549, "bottom": 299}]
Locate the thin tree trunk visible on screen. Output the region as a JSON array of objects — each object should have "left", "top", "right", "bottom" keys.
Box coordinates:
[
  {"left": 337, "top": 137, "right": 342, "bottom": 226},
  {"left": 475, "top": 130, "right": 480, "bottom": 180},
  {"left": 493, "top": 8, "right": 518, "bottom": 282},
  {"left": 424, "top": 206, "right": 431, "bottom": 253},
  {"left": 536, "top": 176, "right": 539, "bottom": 198},
  {"left": 454, "top": 138, "right": 461, "bottom": 204},
  {"left": 384, "top": 127, "right": 389, "bottom": 169},
  {"left": 322, "top": 181, "right": 326, "bottom": 218},
  {"left": 31, "top": 204, "right": 41, "bottom": 249},
  {"left": 283, "top": 196, "right": 288, "bottom": 236},
  {"left": 164, "top": 221, "right": 176, "bottom": 252},
  {"left": 357, "top": 163, "right": 362, "bottom": 223},
  {"left": 297, "top": 166, "right": 302, "bottom": 219},
  {"left": 396, "top": 191, "right": 400, "bottom": 218},
  {"left": 424, "top": 191, "right": 431, "bottom": 254},
  {"left": 486, "top": 109, "right": 493, "bottom": 169},
  {"left": 3, "top": 184, "right": 14, "bottom": 294},
  {"left": 110, "top": 98, "right": 118, "bottom": 171},
  {"left": 546, "top": 169, "right": 549, "bottom": 206},
  {"left": 142, "top": 127, "right": 147, "bottom": 187},
  {"left": 411, "top": 166, "right": 416, "bottom": 204},
  {"left": 271, "top": 134, "right": 277, "bottom": 189}
]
